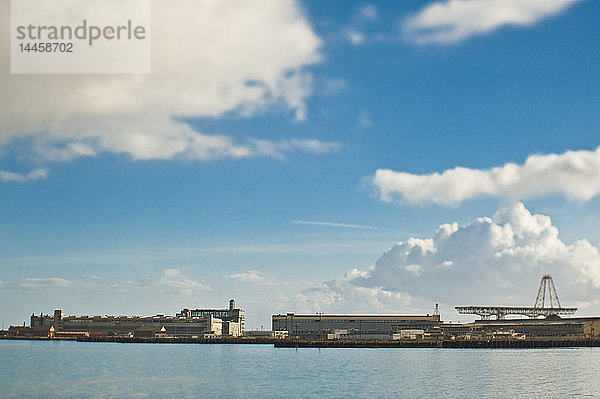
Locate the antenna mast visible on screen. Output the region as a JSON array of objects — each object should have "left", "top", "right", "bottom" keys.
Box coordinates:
[{"left": 533, "top": 274, "right": 562, "bottom": 309}]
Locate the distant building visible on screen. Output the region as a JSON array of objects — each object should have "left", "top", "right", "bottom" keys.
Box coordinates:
[
  {"left": 243, "top": 330, "right": 288, "bottom": 339},
  {"left": 9, "top": 325, "right": 55, "bottom": 338},
  {"left": 54, "top": 331, "right": 89, "bottom": 339},
  {"left": 29, "top": 300, "right": 243, "bottom": 338},
  {"left": 221, "top": 321, "right": 240, "bottom": 337},
  {"left": 134, "top": 326, "right": 167, "bottom": 338},
  {"left": 466, "top": 316, "right": 600, "bottom": 339},
  {"left": 272, "top": 313, "right": 441, "bottom": 340},
  {"left": 393, "top": 329, "right": 425, "bottom": 340},
  {"left": 177, "top": 299, "right": 245, "bottom": 332}
]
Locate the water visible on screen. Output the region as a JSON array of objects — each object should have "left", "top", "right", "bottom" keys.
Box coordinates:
[{"left": 1, "top": 340, "right": 599, "bottom": 398}]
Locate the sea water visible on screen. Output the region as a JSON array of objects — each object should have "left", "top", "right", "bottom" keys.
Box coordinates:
[{"left": 1, "top": 340, "right": 599, "bottom": 398}]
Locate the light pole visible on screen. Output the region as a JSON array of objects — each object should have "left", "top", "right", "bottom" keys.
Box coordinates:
[
  {"left": 318, "top": 312, "right": 322, "bottom": 340},
  {"left": 359, "top": 319, "right": 362, "bottom": 339}
]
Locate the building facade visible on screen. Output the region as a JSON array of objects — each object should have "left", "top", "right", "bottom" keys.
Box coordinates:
[
  {"left": 177, "top": 299, "right": 245, "bottom": 333},
  {"left": 30, "top": 300, "right": 244, "bottom": 338},
  {"left": 272, "top": 313, "right": 442, "bottom": 339}
]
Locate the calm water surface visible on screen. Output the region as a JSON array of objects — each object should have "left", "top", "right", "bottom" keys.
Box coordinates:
[{"left": 1, "top": 340, "right": 599, "bottom": 398}]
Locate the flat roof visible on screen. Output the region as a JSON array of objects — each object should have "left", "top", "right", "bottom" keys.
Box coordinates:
[
  {"left": 272, "top": 314, "right": 438, "bottom": 319},
  {"left": 473, "top": 316, "right": 600, "bottom": 324}
]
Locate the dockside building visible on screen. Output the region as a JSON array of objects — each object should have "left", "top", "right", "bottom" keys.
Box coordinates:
[
  {"left": 177, "top": 299, "right": 245, "bottom": 331},
  {"left": 30, "top": 300, "right": 244, "bottom": 338},
  {"left": 272, "top": 313, "right": 442, "bottom": 339},
  {"left": 462, "top": 316, "right": 600, "bottom": 339}
]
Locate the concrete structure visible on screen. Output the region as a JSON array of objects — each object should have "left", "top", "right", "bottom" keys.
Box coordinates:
[
  {"left": 441, "top": 316, "right": 600, "bottom": 340},
  {"left": 54, "top": 331, "right": 89, "bottom": 339},
  {"left": 30, "top": 300, "right": 243, "bottom": 338},
  {"left": 393, "top": 329, "right": 425, "bottom": 340},
  {"left": 221, "top": 321, "right": 240, "bottom": 337},
  {"left": 456, "top": 275, "right": 577, "bottom": 320},
  {"left": 177, "top": 299, "right": 245, "bottom": 332},
  {"left": 272, "top": 313, "right": 441, "bottom": 339},
  {"left": 243, "top": 330, "right": 288, "bottom": 339},
  {"left": 455, "top": 306, "right": 577, "bottom": 320},
  {"left": 8, "top": 325, "right": 55, "bottom": 338},
  {"left": 134, "top": 326, "right": 167, "bottom": 338}
]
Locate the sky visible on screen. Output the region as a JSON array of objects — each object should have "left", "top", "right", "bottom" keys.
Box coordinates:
[{"left": 2, "top": 0, "right": 600, "bottom": 329}]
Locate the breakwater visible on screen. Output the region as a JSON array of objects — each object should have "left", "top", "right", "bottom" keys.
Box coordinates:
[{"left": 77, "top": 336, "right": 277, "bottom": 344}]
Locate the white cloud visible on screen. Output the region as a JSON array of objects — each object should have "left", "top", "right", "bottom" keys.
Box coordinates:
[
  {"left": 370, "top": 146, "right": 600, "bottom": 205},
  {"left": 295, "top": 280, "right": 413, "bottom": 314},
  {"left": 152, "top": 268, "right": 210, "bottom": 296},
  {"left": 405, "top": 264, "right": 423, "bottom": 276},
  {"left": 338, "top": 4, "right": 380, "bottom": 47},
  {"left": 402, "top": 0, "right": 582, "bottom": 44},
  {"left": 344, "top": 28, "right": 366, "bottom": 45},
  {"left": 292, "top": 220, "right": 378, "bottom": 229},
  {"left": 0, "top": 277, "right": 72, "bottom": 289},
  {"left": 83, "top": 274, "right": 103, "bottom": 281},
  {"left": 347, "top": 202, "right": 600, "bottom": 315},
  {"left": 223, "top": 270, "right": 268, "bottom": 283},
  {"left": 357, "top": 110, "right": 373, "bottom": 128},
  {"left": 0, "top": 0, "right": 333, "bottom": 162},
  {"left": 360, "top": 5, "right": 379, "bottom": 21},
  {"left": 0, "top": 169, "right": 47, "bottom": 183},
  {"left": 19, "top": 277, "right": 71, "bottom": 289},
  {"left": 248, "top": 139, "right": 342, "bottom": 161},
  {"left": 318, "top": 77, "right": 348, "bottom": 96}
]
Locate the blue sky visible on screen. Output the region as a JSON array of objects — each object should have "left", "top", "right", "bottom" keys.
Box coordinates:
[{"left": 2, "top": 0, "right": 600, "bottom": 329}]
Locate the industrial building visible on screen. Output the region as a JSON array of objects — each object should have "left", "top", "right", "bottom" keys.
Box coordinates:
[
  {"left": 177, "top": 299, "right": 245, "bottom": 331},
  {"left": 272, "top": 313, "right": 442, "bottom": 340},
  {"left": 454, "top": 316, "right": 600, "bottom": 340},
  {"left": 445, "top": 275, "right": 600, "bottom": 340},
  {"left": 271, "top": 313, "right": 600, "bottom": 341},
  {"left": 29, "top": 300, "right": 244, "bottom": 338}
]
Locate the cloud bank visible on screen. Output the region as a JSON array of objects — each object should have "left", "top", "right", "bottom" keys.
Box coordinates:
[
  {"left": 403, "top": 0, "right": 582, "bottom": 44},
  {"left": 1, "top": 0, "right": 335, "bottom": 162},
  {"left": 370, "top": 146, "right": 600, "bottom": 205},
  {"left": 295, "top": 277, "right": 413, "bottom": 315},
  {"left": 342, "top": 202, "right": 600, "bottom": 314},
  {"left": 226, "top": 205, "right": 600, "bottom": 318}
]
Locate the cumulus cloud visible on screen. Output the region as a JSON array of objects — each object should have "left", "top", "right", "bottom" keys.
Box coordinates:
[
  {"left": 152, "top": 268, "right": 210, "bottom": 296},
  {"left": 346, "top": 202, "right": 600, "bottom": 314},
  {"left": 403, "top": 0, "right": 582, "bottom": 44},
  {"left": 223, "top": 270, "right": 268, "bottom": 283},
  {"left": 0, "top": 0, "right": 335, "bottom": 162},
  {"left": 0, "top": 169, "right": 47, "bottom": 183},
  {"left": 295, "top": 280, "right": 413, "bottom": 314},
  {"left": 370, "top": 146, "right": 600, "bottom": 205}
]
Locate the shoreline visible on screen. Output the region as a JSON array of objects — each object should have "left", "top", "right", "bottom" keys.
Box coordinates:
[{"left": 3, "top": 335, "right": 600, "bottom": 348}]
